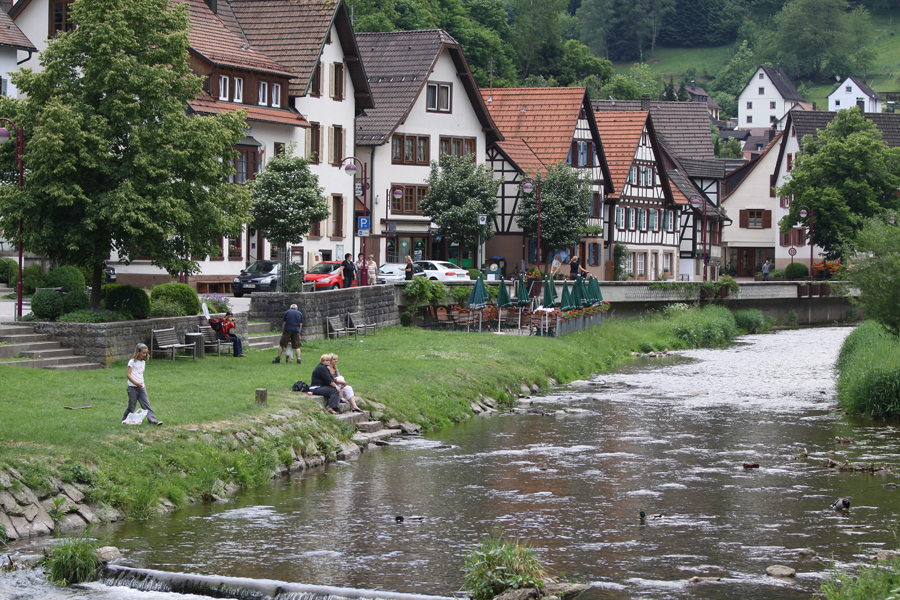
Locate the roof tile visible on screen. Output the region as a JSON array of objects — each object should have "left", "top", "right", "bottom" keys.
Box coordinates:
[
  {"left": 0, "top": 8, "right": 35, "bottom": 51},
  {"left": 593, "top": 99, "right": 714, "bottom": 159},
  {"left": 187, "top": 93, "right": 309, "bottom": 127}
]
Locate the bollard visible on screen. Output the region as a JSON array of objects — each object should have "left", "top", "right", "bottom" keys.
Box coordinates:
[{"left": 255, "top": 388, "right": 267, "bottom": 406}]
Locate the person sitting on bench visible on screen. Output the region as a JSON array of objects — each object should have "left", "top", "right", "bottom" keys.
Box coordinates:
[{"left": 309, "top": 354, "right": 341, "bottom": 414}]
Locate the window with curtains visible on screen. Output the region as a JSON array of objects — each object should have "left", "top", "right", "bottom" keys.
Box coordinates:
[
  {"left": 663, "top": 253, "right": 671, "bottom": 273},
  {"left": 392, "top": 134, "right": 430, "bottom": 165},
  {"left": 391, "top": 185, "right": 428, "bottom": 214},
  {"left": 636, "top": 253, "right": 645, "bottom": 277},
  {"left": 228, "top": 145, "right": 259, "bottom": 184},
  {"left": 439, "top": 137, "right": 476, "bottom": 160},
  {"left": 426, "top": 82, "right": 451, "bottom": 112}
]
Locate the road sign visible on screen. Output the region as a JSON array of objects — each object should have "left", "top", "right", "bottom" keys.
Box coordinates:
[
  {"left": 788, "top": 247, "right": 797, "bottom": 256},
  {"left": 355, "top": 182, "right": 363, "bottom": 197},
  {"left": 358, "top": 216, "right": 370, "bottom": 230},
  {"left": 359, "top": 229, "right": 370, "bottom": 237}
]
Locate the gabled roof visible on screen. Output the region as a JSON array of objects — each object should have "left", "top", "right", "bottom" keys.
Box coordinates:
[
  {"left": 356, "top": 29, "right": 497, "bottom": 145},
  {"left": 593, "top": 100, "right": 714, "bottom": 159},
  {"left": 187, "top": 92, "right": 309, "bottom": 127},
  {"left": 846, "top": 76, "right": 882, "bottom": 100},
  {"left": 722, "top": 130, "right": 783, "bottom": 201},
  {"left": 225, "top": 0, "right": 372, "bottom": 107},
  {"left": 750, "top": 65, "right": 804, "bottom": 102},
  {"left": 492, "top": 140, "right": 546, "bottom": 176},
  {"left": 178, "top": 0, "right": 294, "bottom": 78},
  {"left": 678, "top": 157, "right": 724, "bottom": 179},
  {"left": 0, "top": 7, "right": 35, "bottom": 52}
]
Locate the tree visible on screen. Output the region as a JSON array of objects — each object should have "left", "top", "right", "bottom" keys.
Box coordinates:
[
  {"left": 769, "top": 0, "right": 849, "bottom": 79},
  {"left": 596, "top": 63, "right": 662, "bottom": 100},
  {"left": 512, "top": 0, "right": 567, "bottom": 78},
  {"left": 0, "top": 0, "right": 251, "bottom": 308},
  {"left": 247, "top": 149, "right": 329, "bottom": 250},
  {"left": 421, "top": 155, "right": 499, "bottom": 256},
  {"left": 661, "top": 0, "right": 740, "bottom": 48},
  {"left": 575, "top": 0, "right": 614, "bottom": 59},
  {"left": 710, "top": 40, "right": 757, "bottom": 98},
  {"left": 557, "top": 39, "right": 613, "bottom": 86},
  {"left": 777, "top": 107, "right": 900, "bottom": 260},
  {"left": 842, "top": 214, "right": 900, "bottom": 336},
  {"left": 515, "top": 163, "right": 592, "bottom": 274},
  {"left": 723, "top": 137, "right": 744, "bottom": 158}
]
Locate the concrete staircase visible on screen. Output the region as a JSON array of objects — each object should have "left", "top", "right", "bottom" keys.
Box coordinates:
[
  {"left": 246, "top": 321, "right": 281, "bottom": 351},
  {"left": 0, "top": 323, "right": 101, "bottom": 371}
]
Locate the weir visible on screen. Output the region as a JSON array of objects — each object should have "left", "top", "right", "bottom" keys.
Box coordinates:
[{"left": 101, "top": 565, "right": 461, "bottom": 600}]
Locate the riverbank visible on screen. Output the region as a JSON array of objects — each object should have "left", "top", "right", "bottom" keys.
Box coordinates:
[{"left": 2, "top": 305, "right": 765, "bottom": 542}]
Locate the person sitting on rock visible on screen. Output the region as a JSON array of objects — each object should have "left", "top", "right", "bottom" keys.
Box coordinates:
[{"left": 310, "top": 354, "right": 341, "bottom": 414}]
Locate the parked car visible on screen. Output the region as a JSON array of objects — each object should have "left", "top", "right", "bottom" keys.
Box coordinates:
[
  {"left": 104, "top": 264, "right": 116, "bottom": 284},
  {"left": 414, "top": 260, "right": 471, "bottom": 281},
  {"left": 304, "top": 261, "right": 357, "bottom": 290},
  {"left": 232, "top": 260, "right": 279, "bottom": 297},
  {"left": 377, "top": 262, "right": 425, "bottom": 283}
]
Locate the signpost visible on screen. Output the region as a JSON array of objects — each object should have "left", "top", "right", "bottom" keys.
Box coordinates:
[{"left": 789, "top": 246, "right": 796, "bottom": 280}]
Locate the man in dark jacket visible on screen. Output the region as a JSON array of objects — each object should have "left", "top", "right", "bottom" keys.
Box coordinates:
[
  {"left": 310, "top": 354, "right": 341, "bottom": 414},
  {"left": 272, "top": 303, "right": 303, "bottom": 364}
]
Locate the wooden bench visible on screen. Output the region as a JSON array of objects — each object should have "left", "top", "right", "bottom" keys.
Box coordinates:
[
  {"left": 150, "top": 327, "right": 196, "bottom": 361},
  {"left": 197, "top": 325, "right": 231, "bottom": 357},
  {"left": 326, "top": 315, "right": 355, "bottom": 340},
  {"left": 347, "top": 312, "right": 375, "bottom": 337}
]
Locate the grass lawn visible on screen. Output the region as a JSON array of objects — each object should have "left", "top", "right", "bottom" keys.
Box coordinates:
[{"left": 612, "top": 45, "right": 733, "bottom": 81}]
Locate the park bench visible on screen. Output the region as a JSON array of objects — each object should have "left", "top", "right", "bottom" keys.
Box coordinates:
[
  {"left": 150, "top": 327, "right": 196, "bottom": 361},
  {"left": 347, "top": 312, "right": 375, "bottom": 337},
  {"left": 326, "top": 315, "right": 355, "bottom": 340},
  {"left": 197, "top": 325, "right": 231, "bottom": 357}
]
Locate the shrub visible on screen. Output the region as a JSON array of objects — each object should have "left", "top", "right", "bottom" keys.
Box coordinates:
[
  {"left": 31, "top": 288, "right": 64, "bottom": 320},
  {"left": 820, "top": 556, "right": 900, "bottom": 600},
  {"left": 46, "top": 266, "right": 86, "bottom": 293},
  {"left": 44, "top": 536, "right": 101, "bottom": 585},
  {"left": 667, "top": 305, "right": 739, "bottom": 348},
  {"left": 150, "top": 282, "right": 200, "bottom": 316},
  {"left": 733, "top": 309, "right": 767, "bottom": 333},
  {"left": 770, "top": 269, "right": 785, "bottom": 279},
  {"left": 462, "top": 530, "right": 546, "bottom": 600},
  {"left": 0, "top": 257, "right": 18, "bottom": 286},
  {"left": 57, "top": 309, "right": 123, "bottom": 323},
  {"left": 99, "top": 284, "right": 120, "bottom": 308},
  {"left": 63, "top": 290, "right": 91, "bottom": 314},
  {"left": 835, "top": 321, "right": 900, "bottom": 419},
  {"left": 22, "top": 264, "right": 46, "bottom": 294},
  {"left": 199, "top": 293, "right": 231, "bottom": 314},
  {"left": 106, "top": 285, "right": 150, "bottom": 319},
  {"left": 149, "top": 297, "right": 184, "bottom": 317},
  {"left": 783, "top": 262, "right": 809, "bottom": 279}
]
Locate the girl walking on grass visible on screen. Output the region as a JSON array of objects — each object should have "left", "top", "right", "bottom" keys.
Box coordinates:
[{"left": 123, "top": 343, "right": 163, "bottom": 426}]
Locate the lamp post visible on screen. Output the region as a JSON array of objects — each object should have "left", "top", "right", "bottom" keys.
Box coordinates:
[
  {"left": 798, "top": 205, "right": 814, "bottom": 282},
  {"left": 521, "top": 178, "right": 542, "bottom": 274},
  {"left": 0, "top": 120, "right": 24, "bottom": 320},
  {"left": 389, "top": 185, "right": 405, "bottom": 262},
  {"left": 341, "top": 157, "right": 368, "bottom": 283},
  {"left": 477, "top": 213, "right": 487, "bottom": 275},
  {"left": 690, "top": 195, "right": 708, "bottom": 281}
]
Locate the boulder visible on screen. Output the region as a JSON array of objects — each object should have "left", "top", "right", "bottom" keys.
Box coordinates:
[
  {"left": 61, "top": 482, "right": 84, "bottom": 504},
  {"left": 493, "top": 587, "right": 540, "bottom": 600},
  {"left": 520, "top": 383, "right": 531, "bottom": 395},
  {"left": 688, "top": 576, "right": 721, "bottom": 583},
  {"left": 399, "top": 422, "right": 422, "bottom": 435},
  {"left": 876, "top": 550, "right": 900, "bottom": 562},
  {"left": 97, "top": 546, "right": 123, "bottom": 563},
  {"left": 337, "top": 441, "right": 361, "bottom": 460},
  {"left": 542, "top": 582, "right": 589, "bottom": 599},
  {"left": 766, "top": 565, "right": 796, "bottom": 578}
]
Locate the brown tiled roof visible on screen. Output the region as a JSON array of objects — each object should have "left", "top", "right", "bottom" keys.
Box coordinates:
[
  {"left": 0, "top": 7, "right": 35, "bottom": 51},
  {"left": 791, "top": 109, "right": 900, "bottom": 149},
  {"left": 593, "top": 111, "right": 646, "bottom": 197},
  {"left": 187, "top": 93, "right": 309, "bottom": 127},
  {"left": 356, "top": 29, "right": 496, "bottom": 145},
  {"left": 723, "top": 130, "right": 783, "bottom": 201},
  {"left": 226, "top": 0, "right": 372, "bottom": 106},
  {"left": 758, "top": 65, "right": 804, "bottom": 102},
  {"left": 593, "top": 99, "right": 714, "bottom": 159},
  {"left": 178, "top": 0, "right": 294, "bottom": 77},
  {"left": 493, "top": 140, "right": 546, "bottom": 175}
]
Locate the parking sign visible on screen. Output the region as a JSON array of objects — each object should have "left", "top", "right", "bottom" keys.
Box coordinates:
[{"left": 358, "top": 216, "right": 370, "bottom": 231}]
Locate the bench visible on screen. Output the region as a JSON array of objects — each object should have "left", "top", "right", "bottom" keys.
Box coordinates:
[
  {"left": 150, "top": 327, "right": 196, "bottom": 361},
  {"left": 326, "top": 315, "right": 355, "bottom": 340},
  {"left": 197, "top": 325, "right": 232, "bottom": 357},
  {"left": 347, "top": 312, "right": 375, "bottom": 337}
]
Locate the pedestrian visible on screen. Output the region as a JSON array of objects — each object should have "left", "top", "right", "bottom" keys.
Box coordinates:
[
  {"left": 404, "top": 255, "right": 414, "bottom": 280},
  {"left": 220, "top": 311, "right": 246, "bottom": 357},
  {"left": 367, "top": 254, "right": 378, "bottom": 285},
  {"left": 310, "top": 353, "right": 342, "bottom": 415},
  {"left": 356, "top": 253, "right": 367, "bottom": 286},
  {"left": 341, "top": 253, "right": 356, "bottom": 289},
  {"left": 763, "top": 259, "right": 771, "bottom": 281},
  {"left": 123, "top": 343, "right": 162, "bottom": 426},
  {"left": 569, "top": 255, "right": 587, "bottom": 280},
  {"left": 272, "top": 303, "right": 303, "bottom": 364}
]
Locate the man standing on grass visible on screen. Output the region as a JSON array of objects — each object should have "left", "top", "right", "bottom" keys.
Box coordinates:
[{"left": 272, "top": 303, "right": 303, "bottom": 364}]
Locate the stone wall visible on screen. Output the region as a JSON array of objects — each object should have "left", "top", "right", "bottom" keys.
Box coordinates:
[
  {"left": 249, "top": 285, "right": 400, "bottom": 340},
  {"left": 29, "top": 313, "right": 247, "bottom": 367}
]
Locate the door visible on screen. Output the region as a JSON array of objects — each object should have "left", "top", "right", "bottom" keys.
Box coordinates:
[{"left": 738, "top": 248, "right": 755, "bottom": 277}]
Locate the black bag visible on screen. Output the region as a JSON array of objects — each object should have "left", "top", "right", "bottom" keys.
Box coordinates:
[
  {"left": 209, "top": 317, "right": 227, "bottom": 340},
  {"left": 292, "top": 381, "right": 310, "bottom": 393}
]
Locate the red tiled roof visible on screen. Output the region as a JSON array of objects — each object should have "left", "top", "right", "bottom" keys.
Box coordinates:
[
  {"left": 494, "top": 140, "right": 546, "bottom": 175},
  {"left": 593, "top": 111, "right": 647, "bottom": 195},
  {"left": 187, "top": 93, "right": 309, "bottom": 127},
  {"left": 0, "top": 8, "right": 35, "bottom": 51},
  {"left": 481, "top": 87, "right": 586, "bottom": 166}
]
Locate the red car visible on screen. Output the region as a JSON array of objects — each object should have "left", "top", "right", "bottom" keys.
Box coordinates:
[{"left": 304, "top": 261, "right": 358, "bottom": 290}]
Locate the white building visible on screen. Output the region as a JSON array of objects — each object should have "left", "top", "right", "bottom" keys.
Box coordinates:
[
  {"left": 828, "top": 76, "right": 882, "bottom": 113},
  {"left": 737, "top": 66, "right": 805, "bottom": 130}
]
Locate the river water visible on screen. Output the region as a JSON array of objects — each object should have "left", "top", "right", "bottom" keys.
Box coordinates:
[{"left": 5, "top": 326, "right": 900, "bottom": 600}]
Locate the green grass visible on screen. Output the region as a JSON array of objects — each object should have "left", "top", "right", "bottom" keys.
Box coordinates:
[
  {"left": 835, "top": 321, "right": 900, "bottom": 419},
  {"left": 820, "top": 558, "right": 900, "bottom": 600},
  {"left": 612, "top": 45, "right": 733, "bottom": 81},
  {"left": 463, "top": 530, "right": 546, "bottom": 600},
  {"left": 44, "top": 535, "right": 101, "bottom": 585}
]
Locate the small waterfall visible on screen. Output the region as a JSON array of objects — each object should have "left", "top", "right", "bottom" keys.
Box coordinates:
[{"left": 101, "top": 565, "right": 461, "bottom": 600}]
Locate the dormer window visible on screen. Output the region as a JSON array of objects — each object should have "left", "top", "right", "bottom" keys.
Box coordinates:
[
  {"left": 50, "top": 0, "right": 75, "bottom": 38},
  {"left": 272, "top": 83, "right": 281, "bottom": 108},
  {"left": 219, "top": 75, "right": 229, "bottom": 101},
  {"left": 234, "top": 78, "right": 244, "bottom": 103},
  {"left": 426, "top": 83, "right": 451, "bottom": 112},
  {"left": 258, "top": 81, "right": 269, "bottom": 106}
]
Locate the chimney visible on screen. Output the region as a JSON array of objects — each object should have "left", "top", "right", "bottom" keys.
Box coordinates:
[
  {"left": 205, "top": 0, "right": 217, "bottom": 13},
  {"left": 641, "top": 94, "right": 650, "bottom": 111},
  {"left": 0, "top": 0, "right": 11, "bottom": 14}
]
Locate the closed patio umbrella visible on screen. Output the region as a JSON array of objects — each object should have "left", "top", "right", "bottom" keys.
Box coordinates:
[
  {"left": 496, "top": 280, "right": 513, "bottom": 332},
  {"left": 589, "top": 277, "right": 603, "bottom": 304},
  {"left": 574, "top": 276, "right": 590, "bottom": 308},
  {"left": 467, "top": 276, "right": 487, "bottom": 332},
  {"left": 560, "top": 280, "right": 575, "bottom": 312},
  {"left": 542, "top": 276, "right": 555, "bottom": 308}
]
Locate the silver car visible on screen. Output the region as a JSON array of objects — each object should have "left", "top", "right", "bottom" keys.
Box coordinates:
[
  {"left": 378, "top": 262, "right": 424, "bottom": 283},
  {"left": 414, "top": 260, "right": 471, "bottom": 281}
]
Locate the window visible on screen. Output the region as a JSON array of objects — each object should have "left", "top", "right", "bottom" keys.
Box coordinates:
[
  {"left": 637, "top": 208, "right": 646, "bottom": 231},
  {"left": 780, "top": 195, "right": 792, "bottom": 208},
  {"left": 780, "top": 228, "right": 806, "bottom": 247},
  {"left": 662, "top": 209, "right": 670, "bottom": 231},
  {"left": 627, "top": 207, "right": 635, "bottom": 230},
  {"left": 328, "top": 125, "right": 345, "bottom": 165},
  {"left": 589, "top": 192, "right": 601, "bottom": 218},
  {"left": 272, "top": 83, "right": 281, "bottom": 108},
  {"left": 615, "top": 206, "right": 623, "bottom": 229},
  {"left": 330, "top": 62, "right": 345, "bottom": 101},
  {"left": 229, "top": 145, "right": 260, "bottom": 184},
  {"left": 739, "top": 209, "right": 771, "bottom": 229},
  {"left": 770, "top": 174, "right": 776, "bottom": 197},
  {"left": 274, "top": 142, "right": 286, "bottom": 156},
  {"left": 391, "top": 185, "right": 428, "bottom": 214},
  {"left": 663, "top": 253, "right": 671, "bottom": 272},
  {"left": 258, "top": 81, "right": 269, "bottom": 106},
  {"left": 310, "top": 63, "right": 322, "bottom": 97},
  {"left": 218, "top": 75, "right": 229, "bottom": 101},
  {"left": 426, "top": 83, "right": 451, "bottom": 112},
  {"left": 626, "top": 252, "right": 634, "bottom": 275},
  {"left": 759, "top": 73, "right": 764, "bottom": 79},
  {"left": 310, "top": 218, "right": 321, "bottom": 238},
  {"left": 228, "top": 235, "right": 242, "bottom": 261},
  {"left": 770, "top": 101, "right": 776, "bottom": 109},
  {"left": 439, "top": 136, "right": 476, "bottom": 160},
  {"left": 392, "top": 134, "right": 430, "bottom": 164},
  {"left": 787, "top": 153, "right": 793, "bottom": 171},
  {"left": 234, "top": 78, "right": 243, "bottom": 103},
  {"left": 746, "top": 101, "right": 753, "bottom": 109},
  {"left": 746, "top": 115, "right": 753, "bottom": 124},
  {"left": 770, "top": 115, "right": 777, "bottom": 123},
  {"left": 846, "top": 85, "right": 852, "bottom": 93},
  {"left": 50, "top": 0, "right": 75, "bottom": 37},
  {"left": 835, "top": 99, "right": 841, "bottom": 107},
  {"left": 570, "top": 140, "right": 594, "bottom": 167},
  {"left": 636, "top": 253, "right": 645, "bottom": 277},
  {"left": 331, "top": 195, "right": 344, "bottom": 237},
  {"left": 649, "top": 209, "right": 658, "bottom": 230},
  {"left": 306, "top": 123, "right": 322, "bottom": 163},
  {"left": 758, "top": 87, "right": 764, "bottom": 95}
]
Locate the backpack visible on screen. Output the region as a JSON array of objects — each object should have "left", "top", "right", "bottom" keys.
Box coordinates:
[
  {"left": 209, "top": 317, "right": 227, "bottom": 340},
  {"left": 292, "top": 381, "right": 310, "bottom": 393}
]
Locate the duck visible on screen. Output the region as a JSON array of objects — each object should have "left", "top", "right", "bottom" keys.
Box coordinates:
[
  {"left": 831, "top": 498, "right": 850, "bottom": 511},
  {"left": 395, "top": 515, "right": 425, "bottom": 523},
  {"left": 639, "top": 511, "right": 663, "bottom": 524}
]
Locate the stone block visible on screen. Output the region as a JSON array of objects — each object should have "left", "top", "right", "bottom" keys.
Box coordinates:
[
  {"left": 0, "top": 490, "right": 17, "bottom": 512},
  {"left": 23, "top": 503, "right": 39, "bottom": 522},
  {"left": 399, "top": 422, "right": 422, "bottom": 435},
  {"left": 61, "top": 482, "right": 84, "bottom": 504},
  {"left": 76, "top": 504, "right": 96, "bottom": 524},
  {"left": 0, "top": 511, "right": 17, "bottom": 540},
  {"left": 56, "top": 512, "right": 87, "bottom": 532},
  {"left": 355, "top": 421, "right": 383, "bottom": 433}
]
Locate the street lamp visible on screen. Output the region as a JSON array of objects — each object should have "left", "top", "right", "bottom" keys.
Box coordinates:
[
  {"left": 342, "top": 156, "right": 368, "bottom": 283},
  {"left": 690, "top": 195, "right": 708, "bottom": 281},
  {"left": 389, "top": 184, "right": 405, "bottom": 262},
  {"left": 0, "top": 120, "right": 24, "bottom": 319},
  {"left": 798, "top": 205, "right": 814, "bottom": 282},
  {"left": 477, "top": 213, "right": 488, "bottom": 274},
  {"left": 521, "top": 178, "right": 542, "bottom": 274}
]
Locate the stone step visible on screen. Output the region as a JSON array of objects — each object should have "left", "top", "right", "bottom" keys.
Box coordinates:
[
  {"left": 352, "top": 428, "right": 402, "bottom": 446},
  {"left": 0, "top": 332, "right": 49, "bottom": 343},
  {"left": 0, "top": 324, "right": 32, "bottom": 334},
  {"left": 45, "top": 362, "right": 102, "bottom": 371},
  {"left": 3, "top": 354, "right": 86, "bottom": 368},
  {"left": 355, "top": 420, "right": 383, "bottom": 433},
  {"left": 247, "top": 322, "right": 273, "bottom": 334},
  {"left": 333, "top": 411, "right": 370, "bottom": 426},
  {"left": 18, "top": 347, "right": 75, "bottom": 359},
  {"left": 0, "top": 341, "right": 61, "bottom": 359},
  {"left": 247, "top": 333, "right": 280, "bottom": 349}
]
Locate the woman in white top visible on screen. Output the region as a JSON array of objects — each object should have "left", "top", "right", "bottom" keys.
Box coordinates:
[
  {"left": 328, "top": 353, "right": 363, "bottom": 413},
  {"left": 123, "top": 343, "right": 163, "bottom": 426},
  {"left": 367, "top": 255, "right": 378, "bottom": 286}
]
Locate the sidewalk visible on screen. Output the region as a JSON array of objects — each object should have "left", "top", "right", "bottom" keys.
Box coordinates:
[{"left": 0, "top": 298, "right": 27, "bottom": 322}]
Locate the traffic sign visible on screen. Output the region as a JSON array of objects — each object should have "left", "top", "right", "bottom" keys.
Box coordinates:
[
  {"left": 358, "top": 216, "right": 370, "bottom": 230},
  {"left": 788, "top": 247, "right": 797, "bottom": 256},
  {"left": 359, "top": 229, "right": 370, "bottom": 237}
]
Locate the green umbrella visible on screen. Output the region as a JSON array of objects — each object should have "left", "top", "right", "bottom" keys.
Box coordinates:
[
  {"left": 542, "top": 276, "right": 555, "bottom": 308},
  {"left": 516, "top": 275, "right": 530, "bottom": 307},
  {"left": 572, "top": 276, "right": 586, "bottom": 308},
  {"left": 560, "top": 280, "right": 575, "bottom": 311},
  {"left": 548, "top": 276, "right": 559, "bottom": 305},
  {"left": 576, "top": 276, "right": 592, "bottom": 307},
  {"left": 467, "top": 276, "right": 487, "bottom": 332},
  {"left": 495, "top": 281, "right": 513, "bottom": 332},
  {"left": 589, "top": 276, "right": 603, "bottom": 304}
]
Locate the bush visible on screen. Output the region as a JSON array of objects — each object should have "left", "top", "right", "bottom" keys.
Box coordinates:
[
  {"left": 44, "top": 536, "right": 101, "bottom": 585},
  {"left": 31, "top": 288, "right": 64, "bottom": 320},
  {"left": 57, "top": 309, "right": 123, "bottom": 323},
  {"left": 667, "top": 305, "right": 739, "bottom": 347},
  {"left": 22, "top": 264, "right": 46, "bottom": 294},
  {"left": 783, "top": 262, "right": 809, "bottom": 279},
  {"left": 106, "top": 284, "right": 150, "bottom": 319},
  {"left": 462, "top": 530, "right": 546, "bottom": 600},
  {"left": 733, "top": 309, "right": 767, "bottom": 333},
  {"left": 149, "top": 297, "right": 185, "bottom": 317},
  {"left": 63, "top": 290, "right": 91, "bottom": 313},
  {"left": 770, "top": 269, "right": 785, "bottom": 279},
  {"left": 99, "top": 284, "right": 120, "bottom": 308},
  {"left": 0, "top": 257, "right": 18, "bottom": 286},
  {"left": 150, "top": 282, "right": 200, "bottom": 316},
  {"left": 199, "top": 293, "right": 231, "bottom": 314},
  {"left": 820, "top": 557, "right": 900, "bottom": 600},
  {"left": 835, "top": 321, "right": 900, "bottom": 419},
  {"left": 46, "top": 266, "right": 86, "bottom": 294}
]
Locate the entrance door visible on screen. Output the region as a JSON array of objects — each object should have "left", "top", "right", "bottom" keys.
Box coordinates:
[{"left": 738, "top": 248, "right": 755, "bottom": 277}]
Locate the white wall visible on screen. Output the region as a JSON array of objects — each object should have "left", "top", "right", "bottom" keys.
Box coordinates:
[
  {"left": 737, "top": 68, "right": 796, "bottom": 129},
  {"left": 828, "top": 80, "right": 882, "bottom": 113},
  {"left": 12, "top": 0, "right": 48, "bottom": 80}
]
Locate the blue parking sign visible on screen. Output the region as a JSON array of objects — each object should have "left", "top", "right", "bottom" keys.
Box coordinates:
[{"left": 358, "top": 216, "right": 370, "bottom": 230}]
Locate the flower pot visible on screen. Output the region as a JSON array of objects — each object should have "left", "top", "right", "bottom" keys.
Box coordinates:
[
  {"left": 820, "top": 284, "right": 831, "bottom": 297},
  {"left": 809, "top": 284, "right": 822, "bottom": 296},
  {"left": 797, "top": 284, "right": 809, "bottom": 298}
]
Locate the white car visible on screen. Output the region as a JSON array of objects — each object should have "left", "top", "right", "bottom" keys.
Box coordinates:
[
  {"left": 414, "top": 260, "right": 471, "bottom": 281},
  {"left": 377, "top": 262, "right": 424, "bottom": 283}
]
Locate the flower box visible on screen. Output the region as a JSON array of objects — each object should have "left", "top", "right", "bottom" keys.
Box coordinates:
[{"left": 797, "top": 284, "right": 810, "bottom": 298}]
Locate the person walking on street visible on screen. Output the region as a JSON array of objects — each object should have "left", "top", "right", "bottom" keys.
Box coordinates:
[
  {"left": 341, "top": 253, "right": 356, "bottom": 289},
  {"left": 273, "top": 303, "right": 303, "bottom": 364},
  {"left": 763, "top": 259, "right": 771, "bottom": 281},
  {"left": 404, "top": 255, "right": 414, "bottom": 280},
  {"left": 123, "top": 343, "right": 163, "bottom": 426},
  {"left": 367, "top": 255, "right": 378, "bottom": 285}
]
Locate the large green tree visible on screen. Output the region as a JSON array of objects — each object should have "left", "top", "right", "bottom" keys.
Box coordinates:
[
  {"left": 777, "top": 108, "right": 900, "bottom": 260},
  {"left": 842, "top": 213, "right": 900, "bottom": 336},
  {"left": 248, "top": 149, "right": 329, "bottom": 250},
  {"left": 595, "top": 63, "right": 662, "bottom": 101},
  {"left": 0, "top": 0, "right": 251, "bottom": 308},
  {"left": 767, "top": 0, "right": 849, "bottom": 79},
  {"left": 516, "top": 163, "right": 592, "bottom": 275},
  {"left": 421, "top": 155, "right": 499, "bottom": 257}
]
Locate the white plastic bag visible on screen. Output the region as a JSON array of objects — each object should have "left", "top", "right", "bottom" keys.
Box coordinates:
[{"left": 122, "top": 408, "right": 148, "bottom": 425}]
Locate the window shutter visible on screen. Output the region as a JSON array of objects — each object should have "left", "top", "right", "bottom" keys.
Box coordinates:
[
  {"left": 341, "top": 63, "right": 346, "bottom": 100},
  {"left": 327, "top": 126, "right": 334, "bottom": 163},
  {"left": 342, "top": 127, "right": 347, "bottom": 164},
  {"left": 571, "top": 141, "right": 578, "bottom": 166},
  {"left": 305, "top": 126, "right": 312, "bottom": 158},
  {"left": 329, "top": 64, "right": 335, "bottom": 98},
  {"left": 762, "top": 210, "right": 772, "bottom": 229},
  {"left": 739, "top": 210, "right": 748, "bottom": 228}
]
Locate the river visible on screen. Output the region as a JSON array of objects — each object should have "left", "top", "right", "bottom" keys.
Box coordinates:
[{"left": 4, "top": 326, "right": 900, "bottom": 600}]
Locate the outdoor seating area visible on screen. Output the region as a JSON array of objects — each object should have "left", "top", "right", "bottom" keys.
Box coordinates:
[
  {"left": 327, "top": 312, "right": 379, "bottom": 340},
  {"left": 150, "top": 327, "right": 196, "bottom": 361}
]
